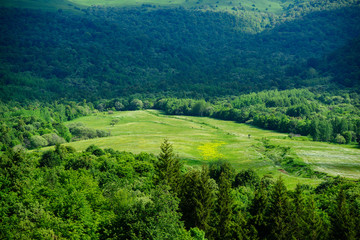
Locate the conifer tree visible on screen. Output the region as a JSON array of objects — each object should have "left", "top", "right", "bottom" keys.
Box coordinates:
[
  {"left": 155, "top": 139, "right": 182, "bottom": 194},
  {"left": 267, "top": 177, "right": 294, "bottom": 240},
  {"left": 292, "top": 184, "right": 306, "bottom": 239},
  {"left": 331, "top": 187, "right": 356, "bottom": 240},
  {"left": 248, "top": 179, "right": 268, "bottom": 239},
  {"left": 216, "top": 171, "right": 233, "bottom": 240},
  {"left": 180, "top": 166, "right": 216, "bottom": 237},
  {"left": 303, "top": 196, "right": 328, "bottom": 240}
]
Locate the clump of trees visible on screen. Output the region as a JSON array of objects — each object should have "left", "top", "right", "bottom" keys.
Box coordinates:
[
  {"left": 1, "top": 140, "right": 359, "bottom": 239},
  {"left": 0, "top": 101, "right": 110, "bottom": 150},
  {"left": 67, "top": 122, "right": 110, "bottom": 140}
]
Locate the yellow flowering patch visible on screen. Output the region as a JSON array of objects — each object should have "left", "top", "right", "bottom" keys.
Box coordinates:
[{"left": 197, "top": 142, "right": 225, "bottom": 160}]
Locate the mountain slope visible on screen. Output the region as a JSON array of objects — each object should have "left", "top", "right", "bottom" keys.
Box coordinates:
[
  {"left": 320, "top": 37, "right": 360, "bottom": 88},
  {"left": 1, "top": 4, "right": 360, "bottom": 101}
]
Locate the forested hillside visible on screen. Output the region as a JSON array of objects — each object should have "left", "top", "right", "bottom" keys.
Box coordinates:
[{"left": 1, "top": 1, "right": 360, "bottom": 101}]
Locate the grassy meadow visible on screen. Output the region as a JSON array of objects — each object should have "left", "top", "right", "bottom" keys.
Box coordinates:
[{"left": 52, "top": 110, "right": 360, "bottom": 188}]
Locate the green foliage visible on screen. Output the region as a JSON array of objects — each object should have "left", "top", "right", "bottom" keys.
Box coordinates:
[
  {"left": 180, "top": 166, "right": 217, "bottom": 236},
  {"left": 258, "top": 138, "right": 322, "bottom": 178},
  {"left": 106, "top": 185, "right": 190, "bottom": 240},
  {"left": 0, "top": 142, "right": 359, "bottom": 239},
  {"left": 155, "top": 139, "right": 182, "bottom": 194},
  {"left": 0, "top": 1, "right": 360, "bottom": 238},
  {"left": 1, "top": 3, "right": 360, "bottom": 101},
  {"left": 266, "top": 177, "right": 294, "bottom": 239},
  {"left": 209, "top": 160, "right": 235, "bottom": 183},
  {"left": 0, "top": 101, "right": 93, "bottom": 149},
  {"left": 85, "top": 144, "right": 105, "bottom": 156},
  {"left": 68, "top": 122, "right": 110, "bottom": 140},
  {"left": 248, "top": 178, "right": 269, "bottom": 239},
  {"left": 39, "top": 150, "right": 62, "bottom": 168},
  {"left": 42, "top": 133, "right": 66, "bottom": 146},
  {"left": 335, "top": 134, "right": 346, "bottom": 144},
  {"left": 215, "top": 169, "right": 235, "bottom": 240},
  {"left": 331, "top": 187, "right": 357, "bottom": 240},
  {"left": 234, "top": 169, "right": 260, "bottom": 189},
  {"left": 190, "top": 227, "right": 207, "bottom": 240},
  {"left": 130, "top": 99, "right": 144, "bottom": 110},
  {"left": 155, "top": 89, "right": 360, "bottom": 146},
  {"left": 29, "top": 135, "right": 48, "bottom": 148}
]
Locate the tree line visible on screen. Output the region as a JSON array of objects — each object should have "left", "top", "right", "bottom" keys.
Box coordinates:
[
  {"left": 95, "top": 88, "right": 360, "bottom": 146},
  {"left": 2, "top": 88, "right": 359, "bottom": 151}
]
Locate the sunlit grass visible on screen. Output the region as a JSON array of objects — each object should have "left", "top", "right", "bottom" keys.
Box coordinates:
[{"left": 49, "top": 110, "right": 359, "bottom": 188}]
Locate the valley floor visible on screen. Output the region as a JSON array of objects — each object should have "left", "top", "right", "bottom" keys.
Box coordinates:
[{"left": 54, "top": 110, "right": 360, "bottom": 188}]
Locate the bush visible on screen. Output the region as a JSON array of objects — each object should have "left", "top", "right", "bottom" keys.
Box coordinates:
[
  {"left": 96, "top": 129, "right": 110, "bottom": 138},
  {"left": 234, "top": 169, "right": 260, "bottom": 188},
  {"left": 130, "top": 99, "right": 143, "bottom": 110},
  {"left": 335, "top": 134, "right": 346, "bottom": 144},
  {"left": 85, "top": 144, "right": 105, "bottom": 156},
  {"left": 30, "top": 135, "right": 48, "bottom": 148},
  {"left": 66, "top": 154, "right": 95, "bottom": 170},
  {"left": 42, "top": 133, "right": 66, "bottom": 146},
  {"left": 68, "top": 123, "right": 109, "bottom": 140},
  {"left": 39, "top": 150, "right": 61, "bottom": 168},
  {"left": 52, "top": 122, "right": 72, "bottom": 142}
]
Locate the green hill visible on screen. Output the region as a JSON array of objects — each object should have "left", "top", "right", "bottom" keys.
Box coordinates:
[{"left": 1, "top": 3, "right": 359, "bottom": 102}]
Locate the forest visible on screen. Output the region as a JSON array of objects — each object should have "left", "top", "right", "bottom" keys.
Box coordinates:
[
  {"left": 0, "top": 1, "right": 360, "bottom": 101},
  {"left": 1, "top": 140, "right": 359, "bottom": 239},
  {"left": 1, "top": 0, "right": 360, "bottom": 239}
]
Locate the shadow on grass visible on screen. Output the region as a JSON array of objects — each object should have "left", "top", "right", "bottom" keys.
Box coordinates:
[{"left": 182, "top": 158, "right": 206, "bottom": 166}]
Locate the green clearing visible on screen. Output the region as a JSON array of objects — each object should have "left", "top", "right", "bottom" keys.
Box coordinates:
[{"left": 53, "top": 110, "right": 360, "bottom": 188}]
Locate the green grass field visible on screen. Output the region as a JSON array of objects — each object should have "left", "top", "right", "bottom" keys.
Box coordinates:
[{"left": 54, "top": 110, "right": 360, "bottom": 188}]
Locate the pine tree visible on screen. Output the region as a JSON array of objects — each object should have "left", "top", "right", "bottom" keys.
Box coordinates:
[
  {"left": 303, "top": 196, "right": 328, "bottom": 240},
  {"left": 331, "top": 187, "right": 356, "bottom": 240},
  {"left": 156, "top": 139, "right": 182, "bottom": 194},
  {"left": 292, "top": 184, "right": 306, "bottom": 239},
  {"left": 180, "top": 166, "right": 216, "bottom": 237},
  {"left": 248, "top": 180, "right": 268, "bottom": 240},
  {"left": 267, "top": 177, "right": 294, "bottom": 240},
  {"left": 217, "top": 171, "right": 233, "bottom": 240}
]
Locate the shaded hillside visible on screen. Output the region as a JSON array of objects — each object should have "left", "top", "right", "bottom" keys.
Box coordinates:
[
  {"left": 0, "top": 5, "right": 359, "bottom": 101},
  {"left": 319, "top": 37, "right": 360, "bottom": 87}
]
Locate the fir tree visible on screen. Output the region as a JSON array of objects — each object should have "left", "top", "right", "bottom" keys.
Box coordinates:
[
  {"left": 155, "top": 139, "right": 182, "bottom": 194},
  {"left": 303, "top": 196, "right": 328, "bottom": 240},
  {"left": 292, "top": 184, "right": 306, "bottom": 239},
  {"left": 331, "top": 187, "right": 356, "bottom": 240},
  {"left": 216, "top": 171, "right": 233, "bottom": 240},
  {"left": 248, "top": 178, "right": 269, "bottom": 239},
  {"left": 180, "top": 166, "right": 216, "bottom": 237},
  {"left": 267, "top": 177, "right": 294, "bottom": 240}
]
